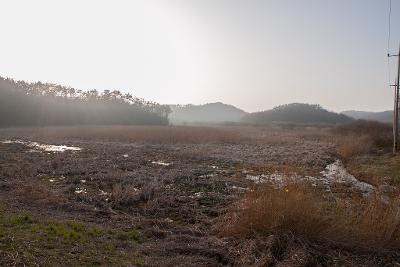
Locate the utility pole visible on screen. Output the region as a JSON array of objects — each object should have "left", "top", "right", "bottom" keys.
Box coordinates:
[{"left": 389, "top": 44, "right": 400, "bottom": 154}]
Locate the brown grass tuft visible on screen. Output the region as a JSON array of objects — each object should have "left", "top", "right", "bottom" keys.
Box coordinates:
[
  {"left": 333, "top": 120, "right": 392, "bottom": 159},
  {"left": 111, "top": 180, "right": 162, "bottom": 207},
  {"left": 337, "top": 135, "right": 374, "bottom": 158},
  {"left": 222, "top": 182, "right": 400, "bottom": 254},
  {"left": 15, "top": 180, "right": 67, "bottom": 206}
]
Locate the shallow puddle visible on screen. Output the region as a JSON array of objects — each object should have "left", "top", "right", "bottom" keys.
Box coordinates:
[
  {"left": 151, "top": 160, "right": 171, "bottom": 166},
  {"left": 2, "top": 140, "right": 81, "bottom": 152}
]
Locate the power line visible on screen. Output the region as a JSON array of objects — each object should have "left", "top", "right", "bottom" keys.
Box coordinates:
[{"left": 388, "top": 0, "right": 392, "bottom": 54}]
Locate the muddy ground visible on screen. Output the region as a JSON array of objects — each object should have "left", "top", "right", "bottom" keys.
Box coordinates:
[{"left": 0, "top": 127, "right": 383, "bottom": 266}]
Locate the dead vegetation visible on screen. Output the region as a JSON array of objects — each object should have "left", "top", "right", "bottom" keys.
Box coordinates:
[
  {"left": 1, "top": 124, "right": 398, "bottom": 266},
  {"left": 0, "top": 125, "right": 332, "bottom": 146},
  {"left": 331, "top": 120, "right": 400, "bottom": 186},
  {"left": 15, "top": 180, "right": 67, "bottom": 206},
  {"left": 221, "top": 182, "right": 400, "bottom": 265},
  {"left": 111, "top": 180, "right": 162, "bottom": 207},
  {"left": 0, "top": 126, "right": 248, "bottom": 144},
  {"left": 333, "top": 120, "right": 392, "bottom": 159}
]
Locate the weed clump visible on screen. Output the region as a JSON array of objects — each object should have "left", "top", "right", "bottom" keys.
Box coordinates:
[
  {"left": 116, "top": 229, "right": 142, "bottom": 243},
  {"left": 46, "top": 222, "right": 81, "bottom": 242},
  {"left": 112, "top": 181, "right": 161, "bottom": 207}
]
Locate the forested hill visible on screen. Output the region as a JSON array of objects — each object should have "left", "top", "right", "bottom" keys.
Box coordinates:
[
  {"left": 169, "top": 102, "right": 247, "bottom": 125},
  {"left": 0, "top": 77, "right": 171, "bottom": 127},
  {"left": 242, "top": 103, "right": 353, "bottom": 125}
]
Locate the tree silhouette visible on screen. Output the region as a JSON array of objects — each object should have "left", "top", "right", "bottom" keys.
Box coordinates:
[{"left": 0, "top": 77, "right": 171, "bottom": 127}]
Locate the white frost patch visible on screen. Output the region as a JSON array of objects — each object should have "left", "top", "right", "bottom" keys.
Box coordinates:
[
  {"left": 246, "top": 173, "right": 286, "bottom": 187},
  {"left": 152, "top": 161, "right": 171, "bottom": 166},
  {"left": 2, "top": 140, "right": 81, "bottom": 152},
  {"left": 199, "top": 173, "right": 216, "bottom": 178},
  {"left": 35, "top": 143, "right": 81, "bottom": 152},
  {"left": 231, "top": 185, "right": 248, "bottom": 191},
  {"left": 2, "top": 140, "right": 25, "bottom": 144},
  {"left": 165, "top": 184, "right": 173, "bottom": 189},
  {"left": 75, "top": 187, "right": 87, "bottom": 194},
  {"left": 48, "top": 176, "right": 65, "bottom": 183},
  {"left": 99, "top": 189, "right": 108, "bottom": 196},
  {"left": 246, "top": 174, "right": 264, "bottom": 184},
  {"left": 321, "top": 160, "right": 375, "bottom": 195},
  {"left": 189, "top": 192, "right": 203, "bottom": 199},
  {"left": 243, "top": 160, "right": 375, "bottom": 196}
]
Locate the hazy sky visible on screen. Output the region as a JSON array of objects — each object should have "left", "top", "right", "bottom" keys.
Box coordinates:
[{"left": 0, "top": 0, "right": 399, "bottom": 112}]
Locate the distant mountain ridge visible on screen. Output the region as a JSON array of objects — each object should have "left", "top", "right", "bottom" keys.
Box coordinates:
[
  {"left": 242, "top": 103, "right": 352, "bottom": 125},
  {"left": 169, "top": 102, "right": 247, "bottom": 125},
  {"left": 341, "top": 110, "right": 392, "bottom": 123},
  {"left": 170, "top": 102, "right": 353, "bottom": 126}
]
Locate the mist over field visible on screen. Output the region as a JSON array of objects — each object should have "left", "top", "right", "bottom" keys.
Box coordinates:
[{"left": 1, "top": 1, "right": 400, "bottom": 266}]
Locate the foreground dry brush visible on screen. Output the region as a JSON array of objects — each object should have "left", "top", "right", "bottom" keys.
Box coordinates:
[
  {"left": 332, "top": 120, "right": 400, "bottom": 187},
  {"left": 222, "top": 182, "right": 400, "bottom": 262}
]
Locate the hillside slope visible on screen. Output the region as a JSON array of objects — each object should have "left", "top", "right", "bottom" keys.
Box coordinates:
[
  {"left": 243, "top": 103, "right": 352, "bottom": 125},
  {"left": 169, "top": 102, "right": 247, "bottom": 125}
]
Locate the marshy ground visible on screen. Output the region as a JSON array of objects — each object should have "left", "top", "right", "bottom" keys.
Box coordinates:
[{"left": 0, "top": 125, "right": 399, "bottom": 266}]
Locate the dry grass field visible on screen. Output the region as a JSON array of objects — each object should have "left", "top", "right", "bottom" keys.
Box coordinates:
[{"left": 0, "top": 124, "right": 399, "bottom": 266}]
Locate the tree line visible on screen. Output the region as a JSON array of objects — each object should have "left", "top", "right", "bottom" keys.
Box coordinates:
[{"left": 0, "top": 77, "right": 171, "bottom": 127}]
